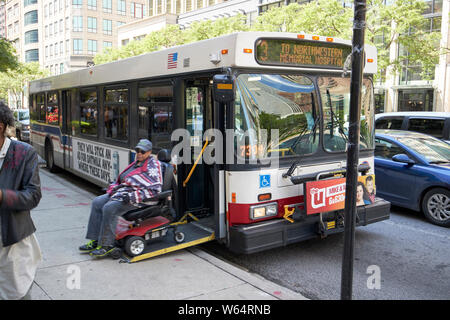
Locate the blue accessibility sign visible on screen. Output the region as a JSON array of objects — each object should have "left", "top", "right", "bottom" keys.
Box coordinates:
[{"left": 259, "top": 174, "right": 271, "bottom": 188}]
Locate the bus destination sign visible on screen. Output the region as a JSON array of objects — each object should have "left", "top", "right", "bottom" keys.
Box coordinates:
[{"left": 255, "top": 38, "right": 352, "bottom": 69}]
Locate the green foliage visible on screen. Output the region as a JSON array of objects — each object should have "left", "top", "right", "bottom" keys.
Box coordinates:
[
  {"left": 0, "top": 62, "right": 49, "bottom": 105},
  {"left": 0, "top": 38, "right": 19, "bottom": 73},
  {"left": 94, "top": 15, "right": 248, "bottom": 65},
  {"left": 93, "top": 0, "right": 442, "bottom": 82}
]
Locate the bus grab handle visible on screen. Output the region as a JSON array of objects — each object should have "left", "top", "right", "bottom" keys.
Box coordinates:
[{"left": 182, "top": 137, "right": 209, "bottom": 187}]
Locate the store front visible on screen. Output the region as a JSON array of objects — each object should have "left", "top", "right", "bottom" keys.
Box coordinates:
[{"left": 397, "top": 89, "right": 434, "bottom": 112}]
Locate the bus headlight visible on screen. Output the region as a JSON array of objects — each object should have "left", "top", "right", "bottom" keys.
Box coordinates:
[{"left": 250, "top": 202, "right": 278, "bottom": 220}]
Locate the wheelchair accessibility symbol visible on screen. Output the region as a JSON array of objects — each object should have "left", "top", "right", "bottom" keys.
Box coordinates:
[{"left": 259, "top": 174, "right": 271, "bottom": 188}]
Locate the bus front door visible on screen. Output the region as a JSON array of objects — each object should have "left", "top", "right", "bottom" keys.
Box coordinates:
[{"left": 183, "top": 84, "right": 211, "bottom": 217}]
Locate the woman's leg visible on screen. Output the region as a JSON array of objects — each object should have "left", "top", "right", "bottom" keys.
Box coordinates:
[
  {"left": 97, "top": 199, "right": 135, "bottom": 247},
  {"left": 85, "top": 194, "right": 111, "bottom": 241}
]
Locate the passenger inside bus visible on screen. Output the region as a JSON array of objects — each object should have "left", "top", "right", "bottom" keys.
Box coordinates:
[{"left": 78, "top": 139, "right": 163, "bottom": 258}]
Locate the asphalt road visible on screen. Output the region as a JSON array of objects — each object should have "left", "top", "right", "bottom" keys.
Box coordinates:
[
  {"left": 47, "top": 166, "right": 450, "bottom": 300},
  {"left": 202, "top": 207, "right": 450, "bottom": 300}
]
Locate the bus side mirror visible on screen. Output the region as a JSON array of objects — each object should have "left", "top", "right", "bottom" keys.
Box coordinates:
[{"left": 212, "top": 75, "right": 234, "bottom": 103}]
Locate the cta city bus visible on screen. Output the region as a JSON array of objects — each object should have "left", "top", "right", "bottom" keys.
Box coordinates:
[{"left": 29, "top": 32, "right": 390, "bottom": 259}]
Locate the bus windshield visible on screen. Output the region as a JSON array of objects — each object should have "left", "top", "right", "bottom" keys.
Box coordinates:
[
  {"left": 318, "top": 76, "right": 374, "bottom": 152},
  {"left": 234, "top": 74, "right": 319, "bottom": 159},
  {"left": 234, "top": 74, "right": 374, "bottom": 160}
]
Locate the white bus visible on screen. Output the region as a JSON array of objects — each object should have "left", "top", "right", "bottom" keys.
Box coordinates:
[{"left": 29, "top": 32, "right": 390, "bottom": 257}]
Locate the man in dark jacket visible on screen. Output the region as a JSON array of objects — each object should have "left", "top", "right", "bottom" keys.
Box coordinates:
[{"left": 0, "top": 101, "right": 42, "bottom": 300}]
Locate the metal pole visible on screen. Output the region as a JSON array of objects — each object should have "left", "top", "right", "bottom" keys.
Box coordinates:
[{"left": 340, "top": 0, "right": 367, "bottom": 300}]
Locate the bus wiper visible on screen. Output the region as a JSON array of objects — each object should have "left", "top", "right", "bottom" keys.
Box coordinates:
[
  {"left": 290, "top": 116, "right": 320, "bottom": 152},
  {"left": 326, "top": 89, "right": 348, "bottom": 142}
]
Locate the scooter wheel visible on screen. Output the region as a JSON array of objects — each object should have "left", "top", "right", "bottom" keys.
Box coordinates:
[
  {"left": 124, "top": 236, "right": 146, "bottom": 257},
  {"left": 174, "top": 232, "right": 185, "bottom": 244}
]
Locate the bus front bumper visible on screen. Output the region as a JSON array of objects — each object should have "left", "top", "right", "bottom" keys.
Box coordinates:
[{"left": 228, "top": 198, "right": 390, "bottom": 254}]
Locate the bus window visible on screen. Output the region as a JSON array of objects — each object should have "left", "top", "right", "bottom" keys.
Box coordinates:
[
  {"left": 318, "top": 77, "right": 374, "bottom": 152},
  {"left": 80, "top": 89, "right": 98, "bottom": 136},
  {"left": 47, "top": 91, "right": 59, "bottom": 125},
  {"left": 234, "top": 74, "right": 319, "bottom": 160},
  {"left": 138, "top": 84, "right": 173, "bottom": 150},
  {"left": 37, "top": 93, "right": 46, "bottom": 123},
  {"left": 104, "top": 87, "right": 128, "bottom": 141},
  {"left": 30, "top": 94, "right": 37, "bottom": 122}
]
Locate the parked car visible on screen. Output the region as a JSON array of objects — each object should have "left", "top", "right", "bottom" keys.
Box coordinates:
[
  {"left": 375, "top": 112, "right": 450, "bottom": 144},
  {"left": 374, "top": 129, "right": 450, "bottom": 227},
  {"left": 13, "top": 109, "right": 30, "bottom": 142}
]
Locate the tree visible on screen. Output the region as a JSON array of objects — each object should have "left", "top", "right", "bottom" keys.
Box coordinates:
[
  {"left": 0, "top": 38, "right": 19, "bottom": 73},
  {"left": 0, "top": 62, "right": 49, "bottom": 108},
  {"left": 252, "top": 0, "right": 442, "bottom": 81},
  {"left": 93, "top": 14, "right": 249, "bottom": 65}
]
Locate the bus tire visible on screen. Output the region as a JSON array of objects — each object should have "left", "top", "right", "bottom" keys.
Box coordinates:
[{"left": 45, "top": 139, "right": 58, "bottom": 173}]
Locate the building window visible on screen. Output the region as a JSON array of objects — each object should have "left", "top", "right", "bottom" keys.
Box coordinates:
[
  {"left": 103, "top": 19, "right": 112, "bottom": 35},
  {"left": 88, "top": 16, "right": 97, "bottom": 32},
  {"left": 25, "top": 29, "right": 39, "bottom": 44},
  {"left": 117, "top": 0, "right": 126, "bottom": 14},
  {"left": 88, "top": 39, "right": 97, "bottom": 54},
  {"left": 103, "top": 41, "right": 112, "bottom": 49},
  {"left": 25, "top": 49, "right": 39, "bottom": 62},
  {"left": 131, "top": 2, "right": 143, "bottom": 18},
  {"left": 88, "top": 0, "right": 97, "bottom": 10},
  {"left": 24, "top": 10, "right": 38, "bottom": 25},
  {"left": 60, "top": 63, "right": 64, "bottom": 74},
  {"left": 24, "top": 0, "right": 38, "bottom": 7},
  {"left": 73, "top": 0, "right": 82, "bottom": 8},
  {"left": 73, "top": 16, "right": 83, "bottom": 32},
  {"left": 73, "top": 38, "right": 83, "bottom": 54},
  {"left": 103, "top": 0, "right": 112, "bottom": 12}
]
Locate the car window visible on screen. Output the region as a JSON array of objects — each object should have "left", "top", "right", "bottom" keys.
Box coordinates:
[
  {"left": 375, "top": 138, "right": 405, "bottom": 160},
  {"left": 407, "top": 118, "right": 444, "bottom": 139},
  {"left": 375, "top": 117, "right": 403, "bottom": 130}
]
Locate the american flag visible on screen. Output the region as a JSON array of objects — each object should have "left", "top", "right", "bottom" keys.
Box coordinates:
[{"left": 168, "top": 53, "right": 178, "bottom": 69}]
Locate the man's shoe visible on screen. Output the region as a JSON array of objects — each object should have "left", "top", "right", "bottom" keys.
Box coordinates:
[
  {"left": 89, "top": 246, "right": 117, "bottom": 258},
  {"left": 79, "top": 240, "right": 98, "bottom": 253}
]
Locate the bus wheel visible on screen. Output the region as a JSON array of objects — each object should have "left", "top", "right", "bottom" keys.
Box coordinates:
[{"left": 45, "top": 140, "right": 58, "bottom": 173}]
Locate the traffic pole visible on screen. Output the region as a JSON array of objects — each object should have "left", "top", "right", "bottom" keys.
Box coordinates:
[{"left": 340, "top": 0, "right": 367, "bottom": 300}]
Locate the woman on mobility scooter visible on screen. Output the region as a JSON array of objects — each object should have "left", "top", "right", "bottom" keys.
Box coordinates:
[{"left": 79, "top": 139, "right": 163, "bottom": 258}]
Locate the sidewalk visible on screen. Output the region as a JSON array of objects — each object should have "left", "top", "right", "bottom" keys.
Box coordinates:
[{"left": 30, "top": 168, "right": 308, "bottom": 300}]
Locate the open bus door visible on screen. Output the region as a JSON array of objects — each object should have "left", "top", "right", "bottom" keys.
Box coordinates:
[{"left": 123, "top": 78, "right": 219, "bottom": 263}]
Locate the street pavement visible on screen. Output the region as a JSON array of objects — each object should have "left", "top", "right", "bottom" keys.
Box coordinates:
[{"left": 30, "top": 167, "right": 307, "bottom": 300}]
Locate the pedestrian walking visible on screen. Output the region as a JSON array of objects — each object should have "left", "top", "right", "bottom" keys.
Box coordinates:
[{"left": 0, "top": 102, "right": 42, "bottom": 300}]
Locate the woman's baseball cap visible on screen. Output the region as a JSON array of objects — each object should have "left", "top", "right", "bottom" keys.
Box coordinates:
[{"left": 135, "top": 139, "right": 152, "bottom": 152}]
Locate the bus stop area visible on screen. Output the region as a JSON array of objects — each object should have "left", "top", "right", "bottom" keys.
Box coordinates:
[{"left": 29, "top": 167, "right": 307, "bottom": 300}]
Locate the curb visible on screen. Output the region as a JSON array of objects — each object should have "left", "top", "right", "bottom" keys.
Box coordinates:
[{"left": 188, "top": 247, "right": 308, "bottom": 300}]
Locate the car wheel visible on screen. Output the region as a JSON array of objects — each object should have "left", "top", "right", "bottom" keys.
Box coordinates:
[
  {"left": 124, "top": 236, "right": 146, "bottom": 257},
  {"left": 422, "top": 188, "right": 450, "bottom": 227}
]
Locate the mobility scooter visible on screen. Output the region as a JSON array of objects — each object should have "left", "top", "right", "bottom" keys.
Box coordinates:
[{"left": 113, "top": 149, "right": 185, "bottom": 259}]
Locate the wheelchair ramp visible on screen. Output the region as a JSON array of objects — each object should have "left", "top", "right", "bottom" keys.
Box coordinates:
[{"left": 127, "top": 218, "right": 215, "bottom": 263}]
